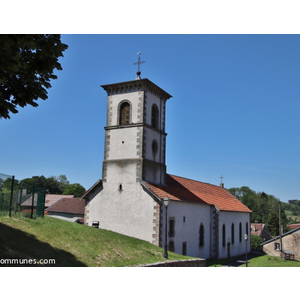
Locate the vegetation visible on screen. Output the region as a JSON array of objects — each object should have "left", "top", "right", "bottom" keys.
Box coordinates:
[
  {"left": 283, "top": 200, "right": 300, "bottom": 223},
  {"left": 0, "top": 214, "right": 193, "bottom": 267},
  {"left": 227, "top": 186, "right": 288, "bottom": 235},
  {"left": 0, "top": 34, "right": 68, "bottom": 119},
  {"left": 63, "top": 183, "right": 86, "bottom": 197},
  {"left": 207, "top": 254, "right": 300, "bottom": 267},
  {"left": 251, "top": 235, "right": 262, "bottom": 250},
  {"left": 245, "top": 255, "right": 300, "bottom": 267},
  {"left": 0, "top": 175, "right": 86, "bottom": 197}
]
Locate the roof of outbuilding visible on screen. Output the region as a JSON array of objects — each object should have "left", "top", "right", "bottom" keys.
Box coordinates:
[
  {"left": 287, "top": 224, "right": 300, "bottom": 230},
  {"left": 21, "top": 194, "right": 74, "bottom": 208},
  {"left": 251, "top": 223, "right": 264, "bottom": 236},
  {"left": 46, "top": 197, "right": 84, "bottom": 215},
  {"left": 144, "top": 174, "right": 251, "bottom": 213}
]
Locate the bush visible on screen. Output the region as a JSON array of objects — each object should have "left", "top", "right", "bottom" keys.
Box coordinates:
[{"left": 251, "top": 235, "right": 262, "bottom": 250}]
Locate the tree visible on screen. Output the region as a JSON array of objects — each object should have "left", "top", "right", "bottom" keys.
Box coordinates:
[
  {"left": 63, "top": 183, "right": 86, "bottom": 198},
  {"left": 267, "top": 210, "right": 280, "bottom": 236},
  {"left": 0, "top": 34, "right": 68, "bottom": 119},
  {"left": 251, "top": 235, "right": 262, "bottom": 250},
  {"left": 19, "top": 175, "right": 64, "bottom": 194}
]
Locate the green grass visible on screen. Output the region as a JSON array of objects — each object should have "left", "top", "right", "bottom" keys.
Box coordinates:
[
  {"left": 245, "top": 254, "right": 300, "bottom": 267},
  {"left": 0, "top": 214, "right": 194, "bottom": 267},
  {"left": 285, "top": 210, "right": 300, "bottom": 223},
  {"left": 207, "top": 253, "right": 300, "bottom": 267}
]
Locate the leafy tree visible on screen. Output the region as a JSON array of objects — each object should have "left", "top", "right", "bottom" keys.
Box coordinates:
[
  {"left": 19, "top": 175, "right": 66, "bottom": 194},
  {"left": 251, "top": 235, "right": 262, "bottom": 250},
  {"left": 0, "top": 34, "right": 68, "bottom": 119},
  {"left": 0, "top": 177, "right": 19, "bottom": 193},
  {"left": 267, "top": 210, "right": 280, "bottom": 236},
  {"left": 57, "top": 174, "right": 70, "bottom": 191},
  {"left": 63, "top": 183, "right": 86, "bottom": 198},
  {"left": 228, "top": 186, "right": 288, "bottom": 235}
]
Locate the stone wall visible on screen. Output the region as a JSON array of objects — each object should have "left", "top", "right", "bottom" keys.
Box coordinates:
[
  {"left": 263, "top": 229, "right": 300, "bottom": 260},
  {"left": 139, "top": 259, "right": 206, "bottom": 267}
]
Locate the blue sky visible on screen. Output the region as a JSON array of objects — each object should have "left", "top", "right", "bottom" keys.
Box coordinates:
[{"left": 1, "top": 34, "right": 300, "bottom": 202}]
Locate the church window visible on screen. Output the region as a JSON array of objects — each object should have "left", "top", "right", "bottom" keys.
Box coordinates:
[
  {"left": 231, "top": 223, "right": 235, "bottom": 245},
  {"left": 222, "top": 224, "right": 226, "bottom": 247},
  {"left": 199, "top": 223, "right": 204, "bottom": 247},
  {"left": 169, "top": 218, "right": 175, "bottom": 238},
  {"left": 119, "top": 101, "right": 130, "bottom": 125},
  {"left": 239, "top": 222, "right": 242, "bottom": 243},
  {"left": 182, "top": 242, "right": 187, "bottom": 255},
  {"left": 168, "top": 240, "right": 175, "bottom": 252},
  {"left": 151, "top": 104, "right": 159, "bottom": 129}
]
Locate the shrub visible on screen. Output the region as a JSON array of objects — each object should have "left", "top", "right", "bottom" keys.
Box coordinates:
[{"left": 251, "top": 235, "right": 263, "bottom": 250}]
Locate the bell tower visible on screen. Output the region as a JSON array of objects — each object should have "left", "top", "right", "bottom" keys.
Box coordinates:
[{"left": 101, "top": 54, "right": 172, "bottom": 186}]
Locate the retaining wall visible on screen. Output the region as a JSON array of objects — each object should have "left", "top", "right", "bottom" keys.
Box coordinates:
[{"left": 139, "top": 259, "right": 206, "bottom": 267}]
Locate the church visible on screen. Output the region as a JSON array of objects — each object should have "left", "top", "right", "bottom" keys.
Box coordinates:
[{"left": 82, "top": 57, "right": 251, "bottom": 259}]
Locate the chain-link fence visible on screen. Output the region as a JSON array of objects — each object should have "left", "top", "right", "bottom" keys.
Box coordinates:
[
  {"left": 0, "top": 173, "right": 46, "bottom": 218},
  {"left": 0, "top": 173, "right": 16, "bottom": 217},
  {"left": 19, "top": 186, "right": 46, "bottom": 218}
]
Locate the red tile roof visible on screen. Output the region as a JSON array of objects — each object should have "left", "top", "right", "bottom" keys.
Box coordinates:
[
  {"left": 46, "top": 197, "right": 84, "bottom": 215},
  {"left": 144, "top": 174, "right": 251, "bottom": 213},
  {"left": 287, "top": 224, "right": 300, "bottom": 230},
  {"left": 251, "top": 223, "right": 264, "bottom": 236}
]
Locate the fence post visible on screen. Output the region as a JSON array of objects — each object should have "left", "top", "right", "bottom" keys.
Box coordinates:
[
  {"left": 1, "top": 193, "right": 3, "bottom": 211},
  {"left": 31, "top": 186, "right": 35, "bottom": 219},
  {"left": 9, "top": 175, "right": 15, "bottom": 217}
]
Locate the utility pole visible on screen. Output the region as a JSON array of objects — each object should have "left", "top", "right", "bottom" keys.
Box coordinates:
[{"left": 279, "top": 203, "right": 282, "bottom": 253}]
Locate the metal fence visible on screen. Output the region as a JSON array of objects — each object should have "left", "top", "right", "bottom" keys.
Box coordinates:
[{"left": 0, "top": 173, "right": 46, "bottom": 218}]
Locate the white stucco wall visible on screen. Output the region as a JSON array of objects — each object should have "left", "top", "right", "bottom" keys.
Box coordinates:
[
  {"left": 86, "top": 181, "right": 157, "bottom": 244},
  {"left": 218, "top": 211, "right": 251, "bottom": 259},
  {"left": 161, "top": 201, "right": 212, "bottom": 259},
  {"left": 107, "top": 127, "right": 139, "bottom": 160}
]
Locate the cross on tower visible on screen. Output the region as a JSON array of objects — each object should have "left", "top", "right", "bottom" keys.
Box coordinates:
[
  {"left": 220, "top": 175, "right": 224, "bottom": 183},
  {"left": 133, "top": 51, "right": 145, "bottom": 80}
]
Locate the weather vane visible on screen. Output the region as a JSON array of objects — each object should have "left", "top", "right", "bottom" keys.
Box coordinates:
[{"left": 133, "top": 51, "right": 145, "bottom": 80}]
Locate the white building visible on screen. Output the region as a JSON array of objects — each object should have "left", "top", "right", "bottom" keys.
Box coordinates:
[{"left": 83, "top": 68, "right": 251, "bottom": 259}]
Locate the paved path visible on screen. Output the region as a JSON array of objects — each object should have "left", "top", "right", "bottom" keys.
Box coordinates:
[{"left": 220, "top": 252, "right": 263, "bottom": 267}]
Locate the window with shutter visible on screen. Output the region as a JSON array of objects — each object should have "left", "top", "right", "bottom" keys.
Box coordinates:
[{"left": 119, "top": 102, "right": 130, "bottom": 125}]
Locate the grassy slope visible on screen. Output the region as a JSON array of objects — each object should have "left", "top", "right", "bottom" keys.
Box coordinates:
[{"left": 0, "top": 214, "right": 193, "bottom": 267}]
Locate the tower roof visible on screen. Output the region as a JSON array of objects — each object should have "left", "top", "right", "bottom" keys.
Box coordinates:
[{"left": 101, "top": 78, "right": 172, "bottom": 101}]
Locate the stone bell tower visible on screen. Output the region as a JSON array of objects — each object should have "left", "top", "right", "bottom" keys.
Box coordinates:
[{"left": 101, "top": 53, "right": 172, "bottom": 186}]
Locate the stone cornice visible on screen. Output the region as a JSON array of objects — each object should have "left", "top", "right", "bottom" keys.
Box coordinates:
[
  {"left": 101, "top": 78, "right": 172, "bottom": 101},
  {"left": 104, "top": 123, "right": 167, "bottom": 135}
]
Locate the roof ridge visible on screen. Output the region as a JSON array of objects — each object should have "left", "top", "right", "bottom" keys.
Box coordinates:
[
  {"left": 46, "top": 196, "right": 64, "bottom": 211},
  {"left": 167, "top": 173, "right": 223, "bottom": 189}
]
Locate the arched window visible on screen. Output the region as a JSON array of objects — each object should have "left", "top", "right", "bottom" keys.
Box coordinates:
[
  {"left": 239, "top": 222, "right": 242, "bottom": 243},
  {"left": 199, "top": 223, "right": 204, "bottom": 247},
  {"left": 222, "top": 224, "right": 226, "bottom": 247},
  {"left": 151, "top": 104, "right": 159, "bottom": 129},
  {"left": 231, "top": 223, "right": 235, "bottom": 245},
  {"left": 119, "top": 102, "right": 130, "bottom": 125}
]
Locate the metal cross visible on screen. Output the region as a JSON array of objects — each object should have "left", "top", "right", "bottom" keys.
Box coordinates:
[
  {"left": 133, "top": 51, "right": 145, "bottom": 73},
  {"left": 220, "top": 175, "right": 224, "bottom": 183}
]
